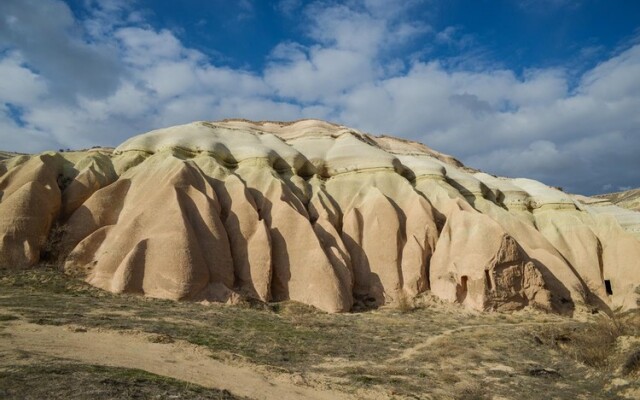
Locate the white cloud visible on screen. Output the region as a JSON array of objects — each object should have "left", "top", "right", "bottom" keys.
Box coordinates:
[
  {"left": 0, "top": 52, "right": 47, "bottom": 105},
  {"left": 0, "top": 104, "right": 60, "bottom": 153},
  {"left": 0, "top": 0, "right": 121, "bottom": 99},
  {"left": 579, "top": 44, "right": 640, "bottom": 100},
  {"left": 276, "top": 0, "right": 303, "bottom": 15},
  {"left": 114, "top": 27, "right": 192, "bottom": 67},
  {"left": 306, "top": 3, "right": 388, "bottom": 53},
  {"left": 265, "top": 45, "right": 377, "bottom": 102},
  {"left": 265, "top": 1, "right": 430, "bottom": 103}
]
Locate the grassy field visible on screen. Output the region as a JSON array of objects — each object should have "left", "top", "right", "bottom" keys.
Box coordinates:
[
  {"left": 1, "top": 267, "right": 639, "bottom": 399},
  {"left": 0, "top": 361, "right": 243, "bottom": 400}
]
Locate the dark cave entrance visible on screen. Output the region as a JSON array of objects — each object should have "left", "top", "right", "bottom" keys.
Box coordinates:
[
  {"left": 457, "top": 275, "right": 468, "bottom": 303},
  {"left": 604, "top": 280, "right": 613, "bottom": 296}
]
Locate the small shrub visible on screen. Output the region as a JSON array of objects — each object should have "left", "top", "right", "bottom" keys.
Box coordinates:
[
  {"left": 234, "top": 296, "right": 271, "bottom": 311},
  {"left": 275, "top": 301, "right": 319, "bottom": 316},
  {"left": 148, "top": 334, "right": 175, "bottom": 344},
  {"left": 536, "top": 309, "right": 639, "bottom": 370},
  {"left": 452, "top": 380, "right": 487, "bottom": 400},
  {"left": 622, "top": 348, "right": 640, "bottom": 376},
  {"left": 40, "top": 223, "right": 69, "bottom": 269},
  {"left": 440, "top": 371, "right": 460, "bottom": 384},
  {"left": 395, "top": 289, "right": 414, "bottom": 314},
  {"left": 572, "top": 314, "right": 622, "bottom": 368}
]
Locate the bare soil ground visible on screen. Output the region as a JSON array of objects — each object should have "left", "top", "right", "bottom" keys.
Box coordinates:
[{"left": 1, "top": 267, "right": 639, "bottom": 399}]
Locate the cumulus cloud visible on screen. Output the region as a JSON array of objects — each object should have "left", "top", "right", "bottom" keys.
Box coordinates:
[
  {"left": 0, "top": 52, "right": 47, "bottom": 106},
  {"left": 0, "top": 0, "right": 638, "bottom": 194},
  {"left": 0, "top": 0, "right": 121, "bottom": 99},
  {"left": 265, "top": 0, "right": 428, "bottom": 102},
  {"left": 0, "top": 0, "right": 303, "bottom": 151}
]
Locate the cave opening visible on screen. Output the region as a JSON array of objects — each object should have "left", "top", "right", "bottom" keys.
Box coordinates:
[
  {"left": 485, "top": 270, "right": 492, "bottom": 290},
  {"left": 457, "top": 275, "right": 469, "bottom": 303},
  {"left": 604, "top": 280, "right": 613, "bottom": 296}
]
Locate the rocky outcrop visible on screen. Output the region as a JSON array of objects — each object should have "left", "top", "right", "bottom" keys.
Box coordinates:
[
  {"left": 0, "top": 119, "right": 638, "bottom": 313},
  {"left": 0, "top": 154, "right": 63, "bottom": 268},
  {"left": 577, "top": 194, "right": 640, "bottom": 240},
  {"left": 594, "top": 188, "right": 640, "bottom": 212},
  {"left": 431, "top": 209, "right": 551, "bottom": 311}
]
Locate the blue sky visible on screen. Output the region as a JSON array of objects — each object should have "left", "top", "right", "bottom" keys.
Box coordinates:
[
  {"left": 120, "top": 0, "right": 640, "bottom": 76},
  {"left": 1, "top": 0, "right": 639, "bottom": 194}
]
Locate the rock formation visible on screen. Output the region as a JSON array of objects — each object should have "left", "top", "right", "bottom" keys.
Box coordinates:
[
  {"left": 594, "top": 188, "right": 640, "bottom": 212},
  {"left": 1, "top": 119, "right": 638, "bottom": 313}
]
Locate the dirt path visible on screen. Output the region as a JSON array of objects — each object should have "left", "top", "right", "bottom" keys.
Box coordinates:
[{"left": 0, "top": 321, "right": 354, "bottom": 400}]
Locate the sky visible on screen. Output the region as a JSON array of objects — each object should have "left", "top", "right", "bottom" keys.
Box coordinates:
[{"left": 0, "top": 0, "right": 639, "bottom": 195}]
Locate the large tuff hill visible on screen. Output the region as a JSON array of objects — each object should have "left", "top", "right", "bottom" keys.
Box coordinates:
[{"left": 1, "top": 119, "right": 639, "bottom": 314}]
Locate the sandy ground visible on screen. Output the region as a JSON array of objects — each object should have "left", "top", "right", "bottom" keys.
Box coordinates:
[{"left": 0, "top": 320, "right": 355, "bottom": 400}]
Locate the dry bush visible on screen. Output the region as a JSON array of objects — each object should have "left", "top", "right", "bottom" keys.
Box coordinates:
[
  {"left": 452, "top": 380, "right": 487, "bottom": 400},
  {"left": 622, "top": 348, "right": 640, "bottom": 376},
  {"left": 148, "top": 334, "right": 175, "bottom": 344},
  {"left": 572, "top": 313, "right": 623, "bottom": 368},
  {"left": 40, "top": 223, "right": 69, "bottom": 269},
  {"left": 274, "top": 300, "right": 319, "bottom": 316},
  {"left": 537, "top": 309, "right": 640, "bottom": 370},
  {"left": 394, "top": 289, "right": 415, "bottom": 313}
]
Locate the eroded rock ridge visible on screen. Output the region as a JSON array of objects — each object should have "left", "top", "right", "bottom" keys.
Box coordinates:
[{"left": 1, "top": 119, "right": 638, "bottom": 314}]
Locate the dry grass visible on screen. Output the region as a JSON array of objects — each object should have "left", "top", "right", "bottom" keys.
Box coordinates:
[
  {"left": 1, "top": 267, "right": 639, "bottom": 399},
  {"left": 535, "top": 308, "right": 640, "bottom": 375},
  {"left": 451, "top": 380, "right": 487, "bottom": 400}
]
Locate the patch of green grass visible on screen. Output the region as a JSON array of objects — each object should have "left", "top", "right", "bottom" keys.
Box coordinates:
[
  {"left": 0, "top": 267, "right": 105, "bottom": 296},
  {"left": 0, "top": 268, "right": 419, "bottom": 368},
  {"left": 0, "top": 361, "right": 244, "bottom": 399}
]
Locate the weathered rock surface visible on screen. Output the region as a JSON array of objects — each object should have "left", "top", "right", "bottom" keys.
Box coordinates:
[
  {"left": 1, "top": 119, "right": 638, "bottom": 313},
  {"left": 579, "top": 193, "right": 640, "bottom": 240},
  {"left": 594, "top": 188, "right": 640, "bottom": 212},
  {"left": 0, "top": 154, "right": 63, "bottom": 268}
]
